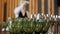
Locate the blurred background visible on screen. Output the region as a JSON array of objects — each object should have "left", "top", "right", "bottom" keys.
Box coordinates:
[
  {"left": 0, "top": 0, "right": 60, "bottom": 34},
  {"left": 0, "top": 0, "right": 60, "bottom": 22}
]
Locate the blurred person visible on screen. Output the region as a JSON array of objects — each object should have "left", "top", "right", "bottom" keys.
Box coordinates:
[{"left": 14, "top": 0, "right": 29, "bottom": 18}]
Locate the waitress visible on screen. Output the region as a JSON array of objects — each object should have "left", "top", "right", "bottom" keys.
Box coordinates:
[
  {"left": 18, "top": 4, "right": 29, "bottom": 18},
  {"left": 14, "top": 0, "right": 29, "bottom": 18}
]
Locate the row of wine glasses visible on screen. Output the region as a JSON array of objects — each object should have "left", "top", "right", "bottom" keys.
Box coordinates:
[
  {"left": 30, "top": 13, "right": 60, "bottom": 34},
  {"left": 30, "top": 13, "right": 60, "bottom": 20}
]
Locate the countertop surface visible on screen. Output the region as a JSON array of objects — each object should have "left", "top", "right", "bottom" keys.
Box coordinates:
[{"left": 0, "top": 32, "right": 10, "bottom": 34}]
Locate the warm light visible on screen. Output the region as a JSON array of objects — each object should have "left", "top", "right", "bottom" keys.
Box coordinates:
[
  {"left": 46, "top": 14, "right": 48, "bottom": 17},
  {"left": 56, "top": 15, "right": 58, "bottom": 18}
]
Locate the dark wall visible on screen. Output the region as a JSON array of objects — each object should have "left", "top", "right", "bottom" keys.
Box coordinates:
[
  {"left": 54, "top": 0, "right": 60, "bottom": 15},
  {"left": 38, "top": 0, "right": 41, "bottom": 14},
  {"left": 57, "top": 0, "right": 60, "bottom": 7},
  {"left": 44, "top": 0, "right": 48, "bottom": 14},
  {"left": 54, "top": 0, "right": 58, "bottom": 15}
]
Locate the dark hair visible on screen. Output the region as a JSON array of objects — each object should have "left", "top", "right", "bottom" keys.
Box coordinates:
[{"left": 24, "top": 3, "right": 29, "bottom": 11}]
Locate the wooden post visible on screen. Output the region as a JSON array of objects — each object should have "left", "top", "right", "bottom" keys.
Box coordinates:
[
  {"left": 29, "top": 0, "right": 32, "bottom": 14},
  {"left": 58, "top": 7, "right": 60, "bottom": 33},
  {"left": 51, "top": 0, "right": 55, "bottom": 33},
  {"left": 6, "top": 0, "right": 10, "bottom": 22},
  {"left": 48, "top": 0, "right": 51, "bottom": 15},
  {"left": 6, "top": 0, "right": 8, "bottom": 22},
  {"left": 36, "top": 0, "right": 38, "bottom": 14},
  {"left": 52, "top": 0, "right": 54, "bottom": 15},
  {"left": 0, "top": 0, "right": 2, "bottom": 22},
  {"left": 10, "top": 0, "right": 12, "bottom": 17},
  {"left": 58, "top": 7, "right": 60, "bottom": 16},
  {"left": 32, "top": 0, "right": 34, "bottom": 14},
  {"left": 41, "top": 0, "right": 44, "bottom": 14},
  {"left": 32, "top": 0, "right": 35, "bottom": 14},
  {"left": 29, "top": 0, "right": 33, "bottom": 14},
  {"left": 11, "top": 0, "right": 15, "bottom": 18},
  {"left": 18, "top": 0, "right": 20, "bottom": 6},
  {"left": 1, "top": 0, "right": 4, "bottom": 22}
]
